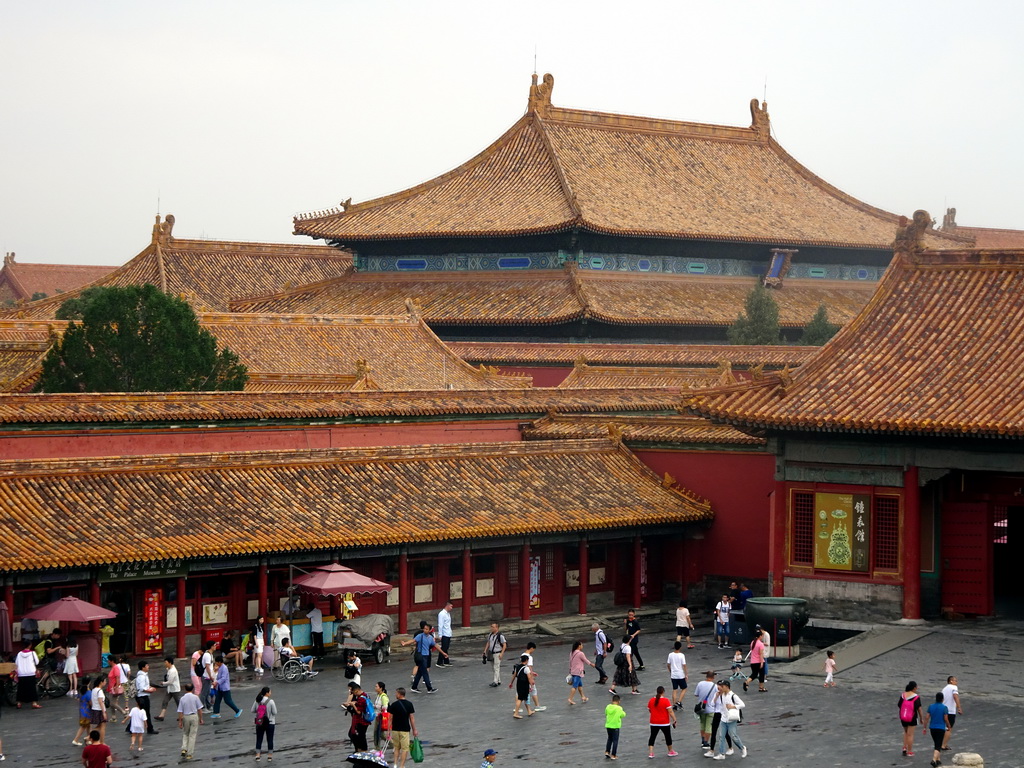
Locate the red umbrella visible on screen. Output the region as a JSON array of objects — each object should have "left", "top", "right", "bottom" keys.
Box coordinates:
[
  {"left": 292, "top": 563, "right": 392, "bottom": 597},
  {"left": 24, "top": 597, "right": 118, "bottom": 623}
]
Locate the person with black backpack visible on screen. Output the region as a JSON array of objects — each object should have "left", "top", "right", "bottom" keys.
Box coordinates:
[
  {"left": 250, "top": 685, "right": 277, "bottom": 761},
  {"left": 608, "top": 635, "right": 639, "bottom": 696}
]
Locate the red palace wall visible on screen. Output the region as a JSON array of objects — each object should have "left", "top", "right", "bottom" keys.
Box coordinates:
[
  {"left": 634, "top": 449, "right": 776, "bottom": 583},
  {"left": 496, "top": 366, "right": 571, "bottom": 387},
  {"left": 0, "top": 420, "right": 524, "bottom": 461}
]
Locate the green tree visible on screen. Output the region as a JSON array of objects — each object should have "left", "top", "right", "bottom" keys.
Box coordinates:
[
  {"left": 800, "top": 303, "right": 840, "bottom": 346},
  {"left": 37, "top": 284, "right": 248, "bottom": 393},
  {"left": 728, "top": 283, "right": 781, "bottom": 345}
]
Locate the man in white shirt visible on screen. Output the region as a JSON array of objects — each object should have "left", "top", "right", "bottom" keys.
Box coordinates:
[
  {"left": 307, "top": 604, "right": 324, "bottom": 656},
  {"left": 941, "top": 675, "right": 963, "bottom": 750},
  {"left": 155, "top": 656, "right": 181, "bottom": 721},
  {"left": 715, "top": 595, "right": 732, "bottom": 649},
  {"left": 133, "top": 661, "right": 158, "bottom": 734},
  {"left": 666, "top": 641, "right": 688, "bottom": 710},
  {"left": 200, "top": 641, "right": 216, "bottom": 711},
  {"left": 436, "top": 601, "right": 454, "bottom": 667}
]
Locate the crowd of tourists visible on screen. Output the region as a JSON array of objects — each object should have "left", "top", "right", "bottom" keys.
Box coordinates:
[{"left": 3, "top": 591, "right": 968, "bottom": 767}]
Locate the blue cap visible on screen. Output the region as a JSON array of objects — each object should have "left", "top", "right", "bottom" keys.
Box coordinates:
[{"left": 484, "top": 749, "right": 499, "bottom": 757}]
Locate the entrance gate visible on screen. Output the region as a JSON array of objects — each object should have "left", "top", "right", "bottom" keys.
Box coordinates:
[{"left": 940, "top": 502, "right": 993, "bottom": 615}]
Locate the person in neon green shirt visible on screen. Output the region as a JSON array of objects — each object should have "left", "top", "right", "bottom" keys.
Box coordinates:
[{"left": 604, "top": 694, "right": 626, "bottom": 759}]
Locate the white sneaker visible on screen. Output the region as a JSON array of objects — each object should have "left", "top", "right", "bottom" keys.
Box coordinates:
[
  {"left": 726, "top": 749, "right": 734, "bottom": 756},
  {"left": 741, "top": 746, "right": 747, "bottom": 758},
  {"left": 534, "top": 706, "right": 547, "bottom": 711},
  {"left": 713, "top": 756, "right": 725, "bottom": 761},
  {"left": 703, "top": 752, "right": 716, "bottom": 758}
]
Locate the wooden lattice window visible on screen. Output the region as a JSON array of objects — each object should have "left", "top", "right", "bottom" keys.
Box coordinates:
[
  {"left": 508, "top": 553, "right": 519, "bottom": 585},
  {"left": 873, "top": 496, "right": 900, "bottom": 571},
  {"left": 792, "top": 491, "right": 815, "bottom": 565}
]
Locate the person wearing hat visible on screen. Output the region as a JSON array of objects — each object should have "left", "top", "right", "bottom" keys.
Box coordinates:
[{"left": 480, "top": 748, "right": 498, "bottom": 768}]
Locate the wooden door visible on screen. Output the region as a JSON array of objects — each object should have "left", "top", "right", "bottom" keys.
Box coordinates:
[{"left": 940, "top": 502, "right": 993, "bottom": 615}]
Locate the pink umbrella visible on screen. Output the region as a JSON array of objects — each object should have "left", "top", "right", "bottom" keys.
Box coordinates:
[
  {"left": 292, "top": 563, "right": 392, "bottom": 597},
  {"left": 24, "top": 596, "right": 118, "bottom": 623}
]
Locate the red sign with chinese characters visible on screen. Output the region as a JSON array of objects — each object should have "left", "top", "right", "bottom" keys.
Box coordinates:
[{"left": 143, "top": 589, "right": 163, "bottom": 651}]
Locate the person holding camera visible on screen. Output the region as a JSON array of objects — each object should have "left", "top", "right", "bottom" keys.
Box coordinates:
[
  {"left": 342, "top": 681, "right": 373, "bottom": 751},
  {"left": 483, "top": 623, "right": 507, "bottom": 687}
]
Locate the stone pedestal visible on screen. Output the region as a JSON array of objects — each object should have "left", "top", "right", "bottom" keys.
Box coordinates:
[{"left": 952, "top": 753, "right": 984, "bottom": 766}]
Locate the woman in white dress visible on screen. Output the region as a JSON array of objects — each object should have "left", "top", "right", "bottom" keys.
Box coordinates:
[{"left": 64, "top": 636, "right": 80, "bottom": 695}]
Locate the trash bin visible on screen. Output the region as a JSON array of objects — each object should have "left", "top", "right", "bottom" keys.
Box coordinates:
[{"left": 730, "top": 611, "right": 750, "bottom": 645}]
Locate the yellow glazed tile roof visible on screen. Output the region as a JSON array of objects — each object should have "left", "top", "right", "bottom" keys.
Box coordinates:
[
  {"left": 0, "top": 218, "right": 351, "bottom": 320},
  {"left": 295, "top": 75, "right": 968, "bottom": 251},
  {"left": 523, "top": 413, "right": 765, "bottom": 447},
  {"left": 0, "top": 388, "right": 683, "bottom": 426},
  {"left": 232, "top": 267, "right": 875, "bottom": 329},
  {"left": 688, "top": 248, "right": 1024, "bottom": 437},
  {"left": 557, "top": 364, "right": 723, "bottom": 390},
  {"left": 0, "top": 312, "right": 529, "bottom": 393},
  {"left": 198, "top": 312, "right": 530, "bottom": 391},
  {"left": 450, "top": 341, "right": 815, "bottom": 368},
  {"left": 0, "top": 255, "right": 116, "bottom": 304},
  {"left": 0, "top": 439, "right": 712, "bottom": 572}
]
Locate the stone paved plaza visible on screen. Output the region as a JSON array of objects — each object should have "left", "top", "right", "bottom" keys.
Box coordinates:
[{"left": 2, "top": 616, "right": 1022, "bottom": 768}]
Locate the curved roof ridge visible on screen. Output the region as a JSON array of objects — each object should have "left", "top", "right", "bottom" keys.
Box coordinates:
[
  {"left": 540, "top": 104, "right": 762, "bottom": 143},
  {"left": 532, "top": 114, "right": 582, "bottom": 220},
  {"left": 295, "top": 113, "right": 555, "bottom": 224},
  {"left": 764, "top": 138, "right": 970, "bottom": 246}
]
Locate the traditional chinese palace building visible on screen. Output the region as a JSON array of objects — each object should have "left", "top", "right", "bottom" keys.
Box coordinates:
[
  {"left": 0, "top": 77, "right": 1009, "bottom": 660},
  {"left": 691, "top": 226, "right": 1024, "bottom": 621}
]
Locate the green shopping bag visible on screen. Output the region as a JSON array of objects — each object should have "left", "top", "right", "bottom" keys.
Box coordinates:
[{"left": 410, "top": 737, "right": 424, "bottom": 764}]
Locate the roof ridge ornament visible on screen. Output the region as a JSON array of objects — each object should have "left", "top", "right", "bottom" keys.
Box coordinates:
[
  {"left": 152, "top": 214, "right": 175, "bottom": 246},
  {"left": 749, "top": 99, "right": 770, "bottom": 140},
  {"left": 893, "top": 209, "right": 931, "bottom": 257},
  {"left": 528, "top": 72, "right": 555, "bottom": 116}
]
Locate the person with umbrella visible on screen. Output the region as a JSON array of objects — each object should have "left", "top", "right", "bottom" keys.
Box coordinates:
[{"left": 14, "top": 638, "right": 41, "bottom": 709}]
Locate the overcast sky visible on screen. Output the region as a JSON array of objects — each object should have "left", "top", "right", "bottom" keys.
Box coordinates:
[{"left": 2, "top": 1, "right": 1021, "bottom": 265}]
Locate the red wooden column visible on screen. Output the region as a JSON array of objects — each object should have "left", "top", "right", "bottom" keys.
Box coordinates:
[
  {"left": 462, "top": 549, "right": 473, "bottom": 628},
  {"left": 398, "top": 553, "right": 409, "bottom": 634},
  {"left": 176, "top": 577, "right": 187, "bottom": 658},
  {"left": 4, "top": 584, "right": 14, "bottom": 631},
  {"left": 768, "top": 480, "right": 788, "bottom": 597},
  {"left": 631, "top": 536, "right": 643, "bottom": 609},
  {"left": 578, "top": 540, "right": 589, "bottom": 615},
  {"left": 89, "top": 581, "right": 102, "bottom": 633},
  {"left": 520, "top": 543, "right": 531, "bottom": 621},
  {"left": 903, "top": 466, "right": 922, "bottom": 620},
  {"left": 258, "top": 562, "right": 268, "bottom": 619}
]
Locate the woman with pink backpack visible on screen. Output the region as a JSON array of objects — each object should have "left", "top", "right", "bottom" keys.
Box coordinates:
[
  {"left": 898, "top": 681, "right": 923, "bottom": 757},
  {"left": 250, "top": 686, "right": 277, "bottom": 761}
]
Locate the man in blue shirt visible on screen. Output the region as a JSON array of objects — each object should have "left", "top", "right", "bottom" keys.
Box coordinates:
[
  {"left": 410, "top": 624, "right": 447, "bottom": 694},
  {"left": 436, "top": 602, "right": 453, "bottom": 667}
]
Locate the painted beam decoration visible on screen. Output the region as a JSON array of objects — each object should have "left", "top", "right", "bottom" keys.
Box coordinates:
[{"left": 814, "top": 493, "right": 871, "bottom": 571}]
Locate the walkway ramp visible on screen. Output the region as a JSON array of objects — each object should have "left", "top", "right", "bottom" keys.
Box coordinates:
[{"left": 782, "top": 625, "right": 931, "bottom": 676}]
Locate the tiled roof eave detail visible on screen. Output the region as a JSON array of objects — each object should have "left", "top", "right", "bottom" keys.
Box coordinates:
[
  {"left": 308, "top": 220, "right": 580, "bottom": 244},
  {"left": 0, "top": 388, "right": 684, "bottom": 426},
  {"left": 577, "top": 222, "right": 898, "bottom": 251},
  {"left": 700, "top": 411, "right": 1024, "bottom": 440}
]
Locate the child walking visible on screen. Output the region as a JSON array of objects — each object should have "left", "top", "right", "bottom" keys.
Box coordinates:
[
  {"left": 604, "top": 693, "right": 625, "bottom": 759},
  {"left": 823, "top": 650, "right": 838, "bottom": 687},
  {"left": 72, "top": 676, "right": 93, "bottom": 746},
  {"left": 128, "top": 701, "right": 148, "bottom": 751}
]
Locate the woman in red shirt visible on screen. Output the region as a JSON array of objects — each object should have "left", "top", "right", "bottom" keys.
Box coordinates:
[{"left": 647, "top": 685, "right": 678, "bottom": 758}]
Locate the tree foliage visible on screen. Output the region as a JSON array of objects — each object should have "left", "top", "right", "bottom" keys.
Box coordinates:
[
  {"left": 800, "top": 303, "right": 840, "bottom": 346},
  {"left": 37, "top": 284, "right": 248, "bottom": 393},
  {"left": 727, "top": 283, "right": 781, "bottom": 345}
]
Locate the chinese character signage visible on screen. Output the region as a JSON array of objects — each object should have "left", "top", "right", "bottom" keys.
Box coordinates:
[
  {"left": 143, "top": 589, "right": 163, "bottom": 651},
  {"left": 100, "top": 560, "right": 188, "bottom": 583},
  {"left": 529, "top": 556, "right": 540, "bottom": 609},
  {"left": 814, "top": 493, "right": 871, "bottom": 572}
]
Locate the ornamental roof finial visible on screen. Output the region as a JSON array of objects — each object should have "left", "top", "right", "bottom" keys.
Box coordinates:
[
  {"left": 528, "top": 73, "right": 555, "bottom": 117},
  {"left": 749, "top": 99, "right": 770, "bottom": 140}
]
